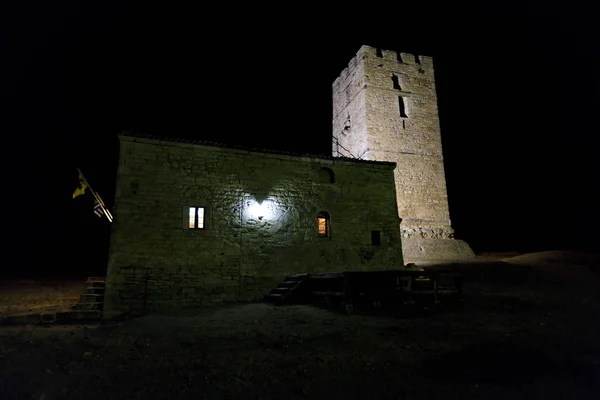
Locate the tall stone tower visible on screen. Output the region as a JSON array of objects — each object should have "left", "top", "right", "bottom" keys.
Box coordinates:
[{"left": 332, "top": 45, "right": 473, "bottom": 263}]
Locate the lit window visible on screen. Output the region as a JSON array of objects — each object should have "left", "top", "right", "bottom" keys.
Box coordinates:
[
  {"left": 317, "top": 211, "right": 331, "bottom": 238},
  {"left": 318, "top": 218, "right": 327, "bottom": 236},
  {"left": 188, "top": 207, "right": 205, "bottom": 229}
]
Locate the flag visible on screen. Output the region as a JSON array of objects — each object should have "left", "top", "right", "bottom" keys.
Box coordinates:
[
  {"left": 72, "top": 170, "right": 88, "bottom": 199},
  {"left": 93, "top": 201, "right": 103, "bottom": 218},
  {"left": 73, "top": 168, "right": 113, "bottom": 222}
]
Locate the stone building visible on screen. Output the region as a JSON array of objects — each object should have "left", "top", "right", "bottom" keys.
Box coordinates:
[
  {"left": 332, "top": 45, "right": 474, "bottom": 263},
  {"left": 104, "top": 134, "right": 404, "bottom": 316}
]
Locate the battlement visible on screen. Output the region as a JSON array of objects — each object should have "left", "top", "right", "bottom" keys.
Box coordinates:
[
  {"left": 333, "top": 45, "right": 434, "bottom": 89},
  {"left": 332, "top": 47, "right": 366, "bottom": 89},
  {"left": 363, "top": 45, "right": 433, "bottom": 66}
]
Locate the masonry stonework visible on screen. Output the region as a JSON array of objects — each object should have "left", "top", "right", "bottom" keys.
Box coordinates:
[
  {"left": 104, "top": 135, "right": 404, "bottom": 316},
  {"left": 333, "top": 45, "right": 474, "bottom": 262}
]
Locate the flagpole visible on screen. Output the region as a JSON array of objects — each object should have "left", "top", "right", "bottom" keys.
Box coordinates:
[{"left": 77, "top": 168, "right": 113, "bottom": 222}]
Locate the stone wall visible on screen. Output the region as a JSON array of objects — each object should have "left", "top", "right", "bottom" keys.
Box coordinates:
[
  {"left": 332, "top": 45, "right": 474, "bottom": 262},
  {"left": 332, "top": 48, "right": 368, "bottom": 159},
  {"left": 104, "top": 135, "right": 404, "bottom": 317}
]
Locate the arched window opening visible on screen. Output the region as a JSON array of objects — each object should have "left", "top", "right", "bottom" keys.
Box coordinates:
[
  {"left": 317, "top": 167, "right": 335, "bottom": 184},
  {"left": 317, "top": 211, "right": 331, "bottom": 238}
]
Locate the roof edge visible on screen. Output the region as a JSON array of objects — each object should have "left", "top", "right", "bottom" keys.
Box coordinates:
[{"left": 118, "top": 132, "right": 397, "bottom": 168}]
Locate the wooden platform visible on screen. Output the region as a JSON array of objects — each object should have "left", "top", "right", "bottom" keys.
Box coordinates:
[{"left": 264, "top": 269, "right": 462, "bottom": 311}]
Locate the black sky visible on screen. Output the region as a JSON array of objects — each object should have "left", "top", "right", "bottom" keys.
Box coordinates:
[{"left": 3, "top": 1, "right": 599, "bottom": 275}]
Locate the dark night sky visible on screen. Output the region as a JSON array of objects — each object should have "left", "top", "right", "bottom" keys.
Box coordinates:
[{"left": 3, "top": 1, "right": 599, "bottom": 276}]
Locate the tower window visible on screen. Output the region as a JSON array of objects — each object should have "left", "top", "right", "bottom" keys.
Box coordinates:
[
  {"left": 396, "top": 52, "right": 404, "bottom": 63},
  {"left": 371, "top": 230, "right": 381, "bottom": 246},
  {"left": 415, "top": 54, "right": 422, "bottom": 64},
  {"left": 376, "top": 48, "right": 384, "bottom": 58},
  {"left": 392, "top": 73, "right": 402, "bottom": 90},
  {"left": 317, "top": 211, "right": 331, "bottom": 238},
  {"left": 398, "top": 97, "right": 409, "bottom": 118},
  {"left": 188, "top": 206, "right": 205, "bottom": 229}
]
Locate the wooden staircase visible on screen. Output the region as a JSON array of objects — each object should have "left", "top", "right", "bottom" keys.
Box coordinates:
[
  {"left": 263, "top": 274, "right": 308, "bottom": 305},
  {"left": 72, "top": 277, "right": 105, "bottom": 315}
]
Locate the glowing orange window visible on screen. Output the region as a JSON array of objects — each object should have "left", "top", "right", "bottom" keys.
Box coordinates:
[
  {"left": 317, "top": 212, "right": 330, "bottom": 238},
  {"left": 318, "top": 218, "right": 327, "bottom": 236}
]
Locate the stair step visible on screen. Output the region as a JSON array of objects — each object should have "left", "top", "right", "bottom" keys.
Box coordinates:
[
  {"left": 270, "top": 287, "right": 290, "bottom": 295},
  {"left": 83, "top": 287, "right": 105, "bottom": 295},
  {"left": 263, "top": 293, "right": 282, "bottom": 303},
  {"left": 284, "top": 274, "right": 307, "bottom": 282},
  {"left": 55, "top": 310, "right": 102, "bottom": 322},
  {"left": 79, "top": 294, "right": 105, "bottom": 303},
  {"left": 86, "top": 281, "right": 106, "bottom": 288},
  {"left": 87, "top": 277, "right": 106, "bottom": 282},
  {"left": 74, "top": 302, "right": 104, "bottom": 311},
  {"left": 276, "top": 281, "right": 297, "bottom": 288}
]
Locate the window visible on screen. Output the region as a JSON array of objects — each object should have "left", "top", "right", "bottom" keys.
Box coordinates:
[
  {"left": 398, "top": 96, "right": 408, "bottom": 118},
  {"left": 317, "top": 211, "right": 331, "bottom": 238},
  {"left": 376, "top": 48, "right": 384, "bottom": 58},
  {"left": 371, "top": 230, "right": 381, "bottom": 246},
  {"left": 317, "top": 167, "right": 335, "bottom": 184},
  {"left": 188, "top": 206, "right": 205, "bottom": 229},
  {"left": 415, "top": 54, "right": 422, "bottom": 64},
  {"left": 392, "top": 73, "right": 402, "bottom": 90}
]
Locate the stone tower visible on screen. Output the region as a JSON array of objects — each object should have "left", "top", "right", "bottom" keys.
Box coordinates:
[{"left": 332, "top": 45, "right": 473, "bottom": 263}]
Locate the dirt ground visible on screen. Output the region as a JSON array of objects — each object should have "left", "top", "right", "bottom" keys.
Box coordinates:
[
  {"left": 0, "top": 279, "right": 85, "bottom": 316},
  {"left": 1, "top": 252, "right": 600, "bottom": 400}
]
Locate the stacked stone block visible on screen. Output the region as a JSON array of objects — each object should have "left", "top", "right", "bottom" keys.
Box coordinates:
[
  {"left": 104, "top": 135, "right": 404, "bottom": 316},
  {"left": 333, "top": 45, "right": 474, "bottom": 262}
]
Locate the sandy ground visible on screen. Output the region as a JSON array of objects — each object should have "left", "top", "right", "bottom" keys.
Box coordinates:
[
  {"left": 0, "top": 279, "right": 85, "bottom": 316},
  {"left": 1, "top": 251, "right": 599, "bottom": 400}
]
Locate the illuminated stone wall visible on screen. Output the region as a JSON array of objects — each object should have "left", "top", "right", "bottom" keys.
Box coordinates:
[
  {"left": 104, "top": 135, "right": 403, "bottom": 316},
  {"left": 333, "top": 45, "right": 474, "bottom": 263}
]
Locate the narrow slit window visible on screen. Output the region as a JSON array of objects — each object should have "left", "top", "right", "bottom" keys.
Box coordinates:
[
  {"left": 376, "top": 48, "right": 384, "bottom": 58},
  {"left": 392, "top": 74, "right": 402, "bottom": 90},
  {"left": 398, "top": 97, "right": 408, "bottom": 118},
  {"left": 188, "top": 206, "right": 205, "bottom": 229},
  {"left": 371, "top": 230, "right": 381, "bottom": 246},
  {"left": 317, "top": 211, "right": 331, "bottom": 238}
]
